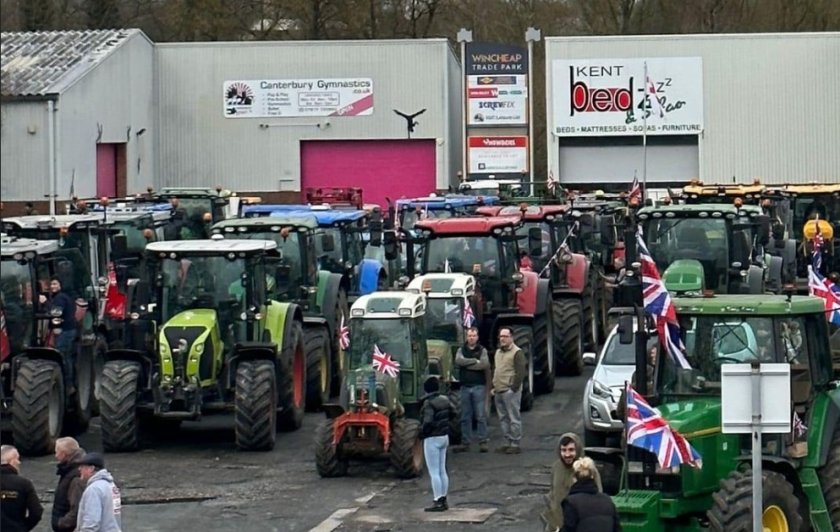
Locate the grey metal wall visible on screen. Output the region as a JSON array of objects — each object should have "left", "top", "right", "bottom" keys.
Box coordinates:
[
  {"left": 58, "top": 33, "right": 155, "bottom": 199},
  {"left": 155, "top": 39, "right": 459, "bottom": 193},
  {"left": 445, "top": 42, "right": 463, "bottom": 191},
  {"left": 0, "top": 102, "right": 50, "bottom": 200},
  {"left": 545, "top": 32, "right": 840, "bottom": 185}
]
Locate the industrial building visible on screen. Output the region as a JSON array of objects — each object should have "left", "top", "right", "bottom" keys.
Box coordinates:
[{"left": 545, "top": 32, "right": 840, "bottom": 189}]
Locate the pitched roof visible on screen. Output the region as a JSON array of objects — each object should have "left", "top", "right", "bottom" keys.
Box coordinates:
[{"left": 1, "top": 29, "right": 139, "bottom": 98}]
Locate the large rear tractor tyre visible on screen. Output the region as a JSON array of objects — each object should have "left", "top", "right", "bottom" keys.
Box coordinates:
[
  {"left": 12, "top": 359, "right": 64, "bottom": 456},
  {"left": 64, "top": 343, "right": 94, "bottom": 435},
  {"left": 554, "top": 299, "right": 584, "bottom": 377},
  {"left": 304, "top": 326, "right": 332, "bottom": 410},
  {"left": 315, "top": 419, "right": 348, "bottom": 477},
  {"left": 818, "top": 423, "right": 840, "bottom": 525},
  {"left": 448, "top": 389, "right": 462, "bottom": 445},
  {"left": 235, "top": 360, "right": 277, "bottom": 451},
  {"left": 508, "top": 325, "right": 535, "bottom": 412},
  {"left": 708, "top": 469, "right": 802, "bottom": 532},
  {"left": 278, "top": 321, "right": 307, "bottom": 431},
  {"left": 100, "top": 361, "right": 141, "bottom": 452},
  {"left": 533, "top": 311, "right": 555, "bottom": 395},
  {"left": 390, "top": 418, "right": 424, "bottom": 479}
]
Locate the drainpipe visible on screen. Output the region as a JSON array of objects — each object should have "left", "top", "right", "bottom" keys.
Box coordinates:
[{"left": 47, "top": 100, "right": 56, "bottom": 215}]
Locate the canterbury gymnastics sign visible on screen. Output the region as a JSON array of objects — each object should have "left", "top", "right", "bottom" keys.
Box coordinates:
[{"left": 223, "top": 78, "right": 373, "bottom": 118}]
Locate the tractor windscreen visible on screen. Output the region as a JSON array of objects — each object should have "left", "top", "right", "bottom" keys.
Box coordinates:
[
  {"left": 157, "top": 255, "right": 247, "bottom": 322},
  {"left": 1, "top": 259, "right": 34, "bottom": 353},
  {"left": 401, "top": 208, "right": 452, "bottom": 231},
  {"left": 659, "top": 316, "right": 776, "bottom": 396},
  {"left": 424, "top": 298, "right": 463, "bottom": 344},
  {"left": 793, "top": 196, "right": 840, "bottom": 228},
  {"left": 348, "top": 318, "right": 414, "bottom": 371},
  {"left": 173, "top": 197, "right": 224, "bottom": 223},
  {"left": 425, "top": 236, "right": 503, "bottom": 276},
  {"left": 111, "top": 219, "right": 154, "bottom": 253},
  {"left": 642, "top": 218, "right": 728, "bottom": 272},
  {"left": 229, "top": 231, "right": 305, "bottom": 289},
  {"left": 316, "top": 227, "right": 356, "bottom": 273}
]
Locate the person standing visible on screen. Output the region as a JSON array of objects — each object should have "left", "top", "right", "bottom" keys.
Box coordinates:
[
  {"left": 420, "top": 377, "right": 455, "bottom": 512},
  {"left": 492, "top": 327, "right": 526, "bottom": 454},
  {"left": 0, "top": 444, "right": 43, "bottom": 532},
  {"left": 40, "top": 277, "right": 77, "bottom": 396},
  {"left": 76, "top": 453, "right": 122, "bottom": 532},
  {"left": 452, "top": 327, "right": 490, "bottom": 453},
  {"left": 561, "top": 457, "right": 620, "bottom": 532},
  {"left": 52, "top": 437, "right": 86, "bottom": 532},
  {"left": 542, "top": 433, "right": 603, "bottom": 531}
]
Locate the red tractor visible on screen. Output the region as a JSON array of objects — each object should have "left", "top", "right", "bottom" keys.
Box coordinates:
[{"left": 409, "top": 216, "right": 554, "bottom": 409}]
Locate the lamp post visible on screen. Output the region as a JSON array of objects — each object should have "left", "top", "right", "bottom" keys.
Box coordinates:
[
  {"left": 457, "top": 28, "right": 473, "bottom": 185},
  {"left": 525, "top": 27, "right": 541, "bottom": 197}
]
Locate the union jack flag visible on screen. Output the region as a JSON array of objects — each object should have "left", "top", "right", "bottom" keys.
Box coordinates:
[
  {"left": 338, "top": 315, "right": 350, "bottom": 350},
  {"left": 547, "top": 170, "right": 557, "bottom": 193},
  {"left": 812, "top": 223, "right": 824, "bottom": 272},
  {"left": 808, "top": 266, "right": 840, "bottom": 326},
  {"left": 626, "top": 384, "right": 702, "bottom": 469},
  {"left": 629, "top": 173, "right": 642, "bottom": 201},
  {"left": 372, "top": 344, "right": 400, "bottom": 378},
  {"left": 637, "top": 233, "right": 691, "bottom": 369},
  {"left": 463, "top": 300, "right": 475, "bottom": 328},
  {"left": 793, "top": 411, "right": 808, "bottom": 438}
]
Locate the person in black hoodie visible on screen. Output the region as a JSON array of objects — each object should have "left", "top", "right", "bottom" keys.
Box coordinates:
[
  {"left": 420, "top": 376, "right": 455, "bottom": 512},
  {"left": 52, "top": 437, "right": 85, "bottom": 532},
  {"left": 561, "top": 457, "right": 621, "bottom": 532},
  {"left": 0, "top": 444, "right": 43, "bottom": 532}
]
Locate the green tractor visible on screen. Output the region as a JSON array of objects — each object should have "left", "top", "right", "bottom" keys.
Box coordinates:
[
  {"left": 315, "top": 291, "right": 428, "bottom": 479},
  {"left": 99, "top": 239, "right": 308, "bottom": 452},
  {"left": 590, "top": 294, "right": 839, "bottom": 531},
  {"left": 211, "top": 215, "right": 349, "bottom": 408}
]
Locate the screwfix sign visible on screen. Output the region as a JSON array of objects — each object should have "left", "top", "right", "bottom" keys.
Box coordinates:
[
  {"left": 552, "top": 57, "right": 703, "bottom": 136},
  {"left": 468, "top": 136, "right": 528, "bottom": 174},
  {"left": 467, "top": 75, "right": 528, "bottom": 126}
]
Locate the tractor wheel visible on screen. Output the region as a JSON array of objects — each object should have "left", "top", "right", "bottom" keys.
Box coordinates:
[
  {"left": 12, "top": 359, "right": 64, "bottom": 456},
  {"left": 508, "top": 324, "right": 535, "bottom": 412},
  {"left": 553, "top": 299, "right": 584, "bottom": 376},
  {"left": 533, "top": 311, "right": 555, "bottom": 395},
  {"left": 708, "top": 469, "right": 802, "bottom": 532},
  {"left": 304, "top": 326, "right": 332, "bottom": 410},
  {"left": 448, "top": 388, "right": 462, "bottom": 445},
  {"left": 278, "top": 321, "right": 306, "bottom": 431},
  {"left": 235, "top": 359, "right": 277, "bottom": 451},
  {"left": 818, "top": 422, "right": 840, "bottom": 525},
  {"left": 64, "top": 343, "right": 94, "bottom": 435},
  {"left": 314, "top": 419, "right": 348, "bottom": 477},
  {"left": 390, "top": 418, "right": 424, "bottom": 479},
  {"left": 332, "top": 290, "right": 349, "bottom": 397},
  {"left": 100, "top": 360, "right": 141, "bottom": 452}
]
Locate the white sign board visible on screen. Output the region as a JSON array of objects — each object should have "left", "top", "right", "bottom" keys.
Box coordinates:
[
  {"left": 468, "top": 136, "right": 528, "bottom": 174},
  {"left": 467, "top": 75, "right": 528, "bottom": 126},
  {"left": 552, "top": 57, "right": 703, "bottom": 136},
  {"left": 223, "top": 78, "right": 374, "bottom": 118},
  {"left": 721, "top": 364, "right": 791, "bottom": 434}
]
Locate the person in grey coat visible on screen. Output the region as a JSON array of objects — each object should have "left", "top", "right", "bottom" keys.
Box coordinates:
[{"left": 76, "top": 453, "right": 122, "bottom": 532}]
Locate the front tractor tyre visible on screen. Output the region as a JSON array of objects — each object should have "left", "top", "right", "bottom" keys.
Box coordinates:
[
  {"left": 304, "top": 326, "right": 332, "bottom": 410},
  {"left": 819, "top": 423, "right": 840, "bottom": 524},
  {"left": 707, "top": 469, "right": 802, "bottom": 532},
  {"left": 314, "top": 419, "right": 348, "bottom": 477},
  {"left": 508, "top": 325, "right": 535, "bottom": 412},
  {"left": 278, "top": 321, "right": 307, "bottom": 431},
  {"left": 235, "top": 360, "right": 277, "bottom": 451},
  {"left": 64, "top": 343, "right": 95, "bottom": 435},
  {"left": 390, "top": 418, "right": 423, "bottom": 479},
  {"left": 100, "top": 361, "right": 141, "bottom": 452},
  {"left": 12, "top": 359, "right": 65, "bottom": 456}
]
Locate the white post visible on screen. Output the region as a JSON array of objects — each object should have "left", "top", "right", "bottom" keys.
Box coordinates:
[
  {"left": 47, "top": 100, "right": 56, "bottom": 215},
  {"left": 642, "top": 61, "right": 648, "bottom": 202},
  {"left": 750, "top": 361, "right": 763, "bottom": 532},
  {"left": 525, "top": 27, "right": 541, "bottom": 197},
  {"left": 457, "top": 29, "right": 473, "bottom": 184}
]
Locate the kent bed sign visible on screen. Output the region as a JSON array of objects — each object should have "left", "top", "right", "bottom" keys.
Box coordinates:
[
  {"left": 223, "top": 78, "right": 374, "bottom": 118},
  {"left": 551, "top": 57, "right": 703, "bottom": 136}
]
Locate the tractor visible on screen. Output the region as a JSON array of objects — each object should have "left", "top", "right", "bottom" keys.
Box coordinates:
[
  {"left": 409, "top": 215, "right": 554, "bottom": 409},
  {"left": 670, "top": 179, "right": 766, "bottom": 205},
  {"left": 98, "top": 239, "right": 308, "bottom": 452},
  {"left": 210, "top": 214, "right": 346, "bottom": 408},
  {"left": 314, "top": 291, "right": 428, "bottom": 479},
  {"left": 394, "top": 195, "right": 496, "bottom": 233},
  {"left": 0, "top": 237, "right": 100, "bottom": 455},
  {"left": 589, "top": 293, "right": 840, "bottom": 531}
]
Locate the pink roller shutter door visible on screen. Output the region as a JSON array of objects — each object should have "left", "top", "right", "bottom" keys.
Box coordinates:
[{"left": 96, "top": 143, "right": 117, "bottom": 197}]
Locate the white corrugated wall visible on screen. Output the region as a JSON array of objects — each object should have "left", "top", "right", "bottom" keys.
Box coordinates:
[
  {"left": 545, "top": 32, "right": 840, "bottom": 185},
  {"left": 0, "top": 102, "right": 50, "bottom": 201}
]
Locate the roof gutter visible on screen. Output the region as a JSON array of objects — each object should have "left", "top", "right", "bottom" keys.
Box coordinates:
[{"left": 1, "top": 93, "right": 59, "bottom": 103}]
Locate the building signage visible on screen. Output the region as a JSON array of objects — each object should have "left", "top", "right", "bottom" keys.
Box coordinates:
[
  {"left": 551, "top": 57, "right": 703, "bottom": 136},
  {"left": 467, "top": 75, "right": 528, "bottom": 126},
  {"left": 468, "top": 136, "right": 528, "bottom": 174},
  {"left": 465, "top": 43, "right": 528, "bottom": 75},
  {"left": 223, "top": 78, "right": 373, "bottom": 118}
]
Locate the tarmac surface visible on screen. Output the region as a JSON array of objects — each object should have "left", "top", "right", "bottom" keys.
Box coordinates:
[{"left": 18, "top": 368, "right": 591, "bottom": 532}]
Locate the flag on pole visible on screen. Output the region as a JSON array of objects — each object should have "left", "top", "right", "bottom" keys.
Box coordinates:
[
  {"left": 338, "top": 314, "right": 350, "bottom": 350},
  {"left": 793, "top": 411, "right": 808, "bottom": 438},
  {"left": 463, "top": 300, "right": 475, "bottom": 328},
  {"left": 646, "top": 75, "right": 666, "bottom": 118},
  {"left": 626, "top": 383, "right": 702, "bottom": 469},
  {"left": 629, "top": 172, "right": 642, "bottom": 201},
  {"left": 547, "top": 170, "right": 557, "bottom": 193},
  {"left": 372, "top": 344, "right": 400, "bottom": 378},
  {"left": 637, "top": 233, "right": 691, "bottom": 369},
  {"left": 808, "top": 266, "right": 840, "bottom": 326},
  {"left": 812, "top": 221, "right": 824, "bottom": 272}
]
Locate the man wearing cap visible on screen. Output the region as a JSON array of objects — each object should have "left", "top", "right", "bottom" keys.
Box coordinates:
[{"left": 76, "top": 453, "right": 122, "bottom": 532}]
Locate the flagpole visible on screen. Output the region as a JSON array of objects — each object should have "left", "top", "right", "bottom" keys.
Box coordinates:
[{"left": 642, "top": 61, "right": 648, "bottom": 202}]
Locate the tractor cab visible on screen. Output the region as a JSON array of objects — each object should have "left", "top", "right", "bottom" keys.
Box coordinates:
[
  {"left": 155, "top": 186, "right": 231, "bottom": 225},
  {"left": 671, "top": 179, "right": 766, "bottom": 205},
  {"left": 458, "top": 178, "right": 523, "bottom": 198},
  {"left": 396, "top": 195, "right": 490, "bottom": 232}
]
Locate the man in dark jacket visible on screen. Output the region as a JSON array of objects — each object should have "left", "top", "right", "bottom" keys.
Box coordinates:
[
  {"left": 561, "top": 457, "right": 620, "bottom": 532},
  {"left": 420, "top": 377, "right": 455, "bottom": 512},
  {"left": 41, "top": 277, "right": 77, "bottom": 395},
  {"left": 452, "top": 326, "right": 490, "bottom": 453},
  {"left": 0, "top": 444, "right": 43, "bottom": 532},
  {"left": 52, "top": 437, "right": 85, "bottom": 532}
]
